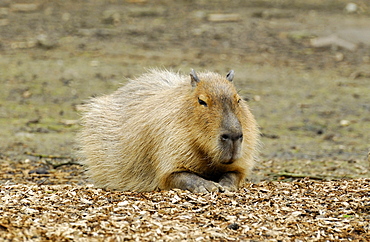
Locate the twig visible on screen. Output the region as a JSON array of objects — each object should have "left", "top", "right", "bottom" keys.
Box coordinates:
[
  {"left": 270, "top": 172, "right": 353, "bottom": 181},
  {"left": 25, "top": 152, "right": 82, "bottom": 168},
  {"left": 25, "top": 152, "right": 72, "bottom": 160},
  {"left": 47, "top": 161, "right": 82, "bottom": 169}
]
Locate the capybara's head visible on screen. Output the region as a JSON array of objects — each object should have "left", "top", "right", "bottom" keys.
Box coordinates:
[{"left": 187, "top": 70, "right": 251, "bottom": 165}]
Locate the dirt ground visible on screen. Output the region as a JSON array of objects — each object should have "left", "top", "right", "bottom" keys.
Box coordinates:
[{"left": 0, "top": 0, "right": 369, "bottom": 241}]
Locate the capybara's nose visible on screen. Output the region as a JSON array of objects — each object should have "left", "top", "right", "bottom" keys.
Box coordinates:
[{"left": 221, "top": 133, "right": 243, "bottom": 143}]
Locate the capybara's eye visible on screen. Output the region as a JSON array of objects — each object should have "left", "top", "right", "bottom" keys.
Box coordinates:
[
  {"left": 198, "top": 97, "right": 207, "bottom": 107},
  {"left": 237, "top": 98, "right": 242, "bottom": 104}
]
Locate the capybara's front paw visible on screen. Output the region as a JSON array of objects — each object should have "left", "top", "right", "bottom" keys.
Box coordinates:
[
  {"left": 220, "top": 184, "right": 238, "bottom": 192},
  {"left": 218, "top": 172, "right": 241, "bottom": 192},
  {"left": 164, "top": 172, "right": 225, "bottom": 193},
  {"left": 192, "top": 180, "right": 225, "bottom": 193}
]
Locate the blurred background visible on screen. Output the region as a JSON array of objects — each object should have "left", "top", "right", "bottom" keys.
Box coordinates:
[{"left": 0, "top": 0, "right": 369, "bottom": 181}]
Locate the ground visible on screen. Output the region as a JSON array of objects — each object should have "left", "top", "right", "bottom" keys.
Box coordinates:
[{"left": 0, "top": 0, "right": 369, "bottom": 241}]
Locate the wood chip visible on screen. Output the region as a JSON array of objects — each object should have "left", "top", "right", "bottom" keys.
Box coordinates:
[
  {"left": 11, "top": 3, "right": 39, "bottom": 12},
  {"left": 310, "top": 35, "right": 357, "bottom": 51},
  {"left": 207, "top": 14, "right": 241, "bottom": 22}
]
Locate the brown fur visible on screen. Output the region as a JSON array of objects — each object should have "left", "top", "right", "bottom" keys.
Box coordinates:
[{"left": 78, "top": 69, "right": 259, "bottom": 192}]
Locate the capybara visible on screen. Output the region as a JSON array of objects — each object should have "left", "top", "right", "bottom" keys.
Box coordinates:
[{"left": 78, "top": 69, "right": 259, "bottom": 192}]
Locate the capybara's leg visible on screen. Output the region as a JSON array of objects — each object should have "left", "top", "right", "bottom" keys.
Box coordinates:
[
  {"left": 164, "top": 172, "right": 224, "bottom": 193},
  {"left": 218, "top": 172, "right": 243, "bottom": 192}
]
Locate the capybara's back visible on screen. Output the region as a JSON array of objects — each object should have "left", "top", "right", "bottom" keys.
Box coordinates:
[{"left": 79, "top": 69, "right": 259, "bottom": 192}]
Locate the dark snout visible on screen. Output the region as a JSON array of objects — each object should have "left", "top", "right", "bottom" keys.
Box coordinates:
[{"left": 219, "top": 118, "right": 244, "bottom": 164}]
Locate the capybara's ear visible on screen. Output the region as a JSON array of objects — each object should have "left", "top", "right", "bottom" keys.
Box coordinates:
[
  {"left": 190, "top": 69, "right": 201, "bottom": 87},
  {"left": 226, "top": 70, "right": 234, "bottom": 82}
]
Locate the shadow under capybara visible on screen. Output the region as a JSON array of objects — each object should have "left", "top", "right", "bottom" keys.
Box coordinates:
[{"left": 78, "top": 69, "right": 259, "bottom": 192}]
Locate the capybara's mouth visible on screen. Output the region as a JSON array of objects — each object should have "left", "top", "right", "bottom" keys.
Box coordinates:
[{"left": 221, "top": 158, "right": 235, "bottom": 165}]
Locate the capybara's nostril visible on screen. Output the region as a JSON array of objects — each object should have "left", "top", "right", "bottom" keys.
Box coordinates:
[
  {"left": 238, "top": 134, "right": 243, "bottom": 141},
  {"left": 221, "top": 134, "right": 230, "bottom": 141}
]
